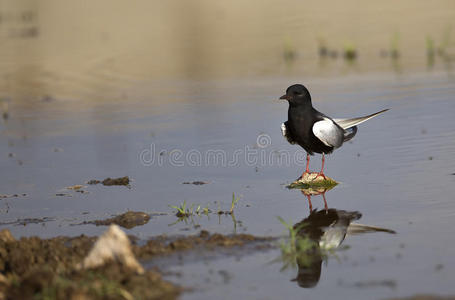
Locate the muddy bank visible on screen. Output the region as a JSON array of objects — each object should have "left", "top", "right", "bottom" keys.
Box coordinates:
[
  {"left": 134, "top": 230, "right": 274, "bottom": 259},
  {"left": 0, "top": 229, "right": 273, "bottom": 299}
]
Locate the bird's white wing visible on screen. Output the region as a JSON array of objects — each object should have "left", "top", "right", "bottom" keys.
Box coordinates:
[
  {"left": 333, "top": 109, "right": 389, "bottom": 130},
  {"left": 312, "top": 117, "right": 344, "bottom": 148},
  {"left": 319, "top": 227, "right": 347, "bottom": 250}
]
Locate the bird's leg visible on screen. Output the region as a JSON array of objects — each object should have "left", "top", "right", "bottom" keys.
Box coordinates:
[
  {"left": 298, "top": 153, "right": 311, "bottom": 180},
  {"left": 306, "top": 153, "right": 310, "bottom": 173},
  {"left": 322, "top": 192, "right": 328, "bottom": 212},
  {"left": 315, "top": 153, "right": 327, "bottom": 179},
  {"left": 306, "top": 194, "right": 313, "bottom": 211}
]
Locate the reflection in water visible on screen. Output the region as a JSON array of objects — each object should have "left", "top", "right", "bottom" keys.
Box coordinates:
[
  {"left": 300, "top": 186, "right": 333, "bottom": 211},
  {"left": 292, "top": 208, "right": 361, "bottom": 288},
  {"left": 283, "top": 188, "right": 395, "bottom": 289}
]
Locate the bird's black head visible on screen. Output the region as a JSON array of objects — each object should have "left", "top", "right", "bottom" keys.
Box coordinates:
[{"left": 279, "top": 84, "right": 312, "bottom": 106}]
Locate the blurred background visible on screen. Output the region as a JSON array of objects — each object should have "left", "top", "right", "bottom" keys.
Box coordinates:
[{"left": 0, "top": 0, "right": 454, "bottom": 105}]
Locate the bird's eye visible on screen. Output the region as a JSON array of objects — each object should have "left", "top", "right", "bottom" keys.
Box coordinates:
[{"left": 293, "top": 91, "right": 301, "bottom": 95}]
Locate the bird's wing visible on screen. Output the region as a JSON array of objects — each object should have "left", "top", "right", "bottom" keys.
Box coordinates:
[
  {"left": 281, "top": 121, "right": 296, "bottom": 144},
  {"left": 333, "top": 109, "right": 389, "bottom": 130},
  {"left": 312, "top": 117, "right": 344, "bottom": 148},
  {"left": 319, "top": 227, "right": 347, "bottom": 249}
]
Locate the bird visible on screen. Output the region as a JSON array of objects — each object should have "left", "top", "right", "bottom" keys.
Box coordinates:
[
  {"left": 292, "top": 208, "right": 395, "bottom": 288},
  {"left": 279, "top": 84, "right": 388, "bottom": 180},
  {"left": 292, "top": 208, "right": 362, "bottom": 288}
]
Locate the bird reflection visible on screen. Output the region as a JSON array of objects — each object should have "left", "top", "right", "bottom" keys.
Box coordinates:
[
  {"left": 300, "top": 186, "right": 332, "bottom": 211},
  {"left": 289, "top": 188, "right": 395, "bottom": 288}
]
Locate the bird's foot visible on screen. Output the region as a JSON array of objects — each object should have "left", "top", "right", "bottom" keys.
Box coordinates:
[
  {"left": 313, "top": 172, "right": 327, "bottom": 181},
  {"left": 297, "top": 171, "right": 311, "bottom": 181}
]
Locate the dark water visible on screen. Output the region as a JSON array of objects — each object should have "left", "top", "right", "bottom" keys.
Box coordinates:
[{"left": 1, "top": 71, "right": 455, "bottom": 299}]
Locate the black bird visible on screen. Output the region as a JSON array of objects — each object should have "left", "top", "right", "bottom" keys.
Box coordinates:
[
  {"left": 292, "top": 208, "right": 395, "bottom": 288},
  {"left": 292, "top": 209, "right": 361, "bottom": 288},
  {"left": 280, "top": 84, "right": 388, "bottom": 179}
]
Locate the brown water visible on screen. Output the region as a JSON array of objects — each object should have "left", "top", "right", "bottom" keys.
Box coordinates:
[{"left": 1, "top": 1, "right": 455, "bottom": 300}]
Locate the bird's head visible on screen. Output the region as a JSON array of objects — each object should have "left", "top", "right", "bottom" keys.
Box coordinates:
[{"left": 279, "top": 84, "right": 312, "bottom": 106}]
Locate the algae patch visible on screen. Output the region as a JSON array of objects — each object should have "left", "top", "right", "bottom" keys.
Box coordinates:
[{"left": 287, "top": 172, "right": 338, "bottom": 189}]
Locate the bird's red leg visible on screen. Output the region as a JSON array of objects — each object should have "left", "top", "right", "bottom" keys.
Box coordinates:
[
  {"left": 322, "top": 192, "right": 328, "bottom": 212},
  {"left": 306, "top": 153, "right": 310, "bottom": 173},
  {"left": 306, "top": 194, "right": 313, "bottom": 211},
  {"left": 299, "top": 153, "right": 310, "bottom": 180},
  {"left": 316, "top": 153, "right": 327, "bottom": 179}
]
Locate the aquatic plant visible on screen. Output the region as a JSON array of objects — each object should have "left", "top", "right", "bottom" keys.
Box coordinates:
[
  {"left": 169, "top": 200, "right": 191, "bottom": 217},
  {"left": 230, "top": 192, "right": 240, "bottom": 214},
  {"left": 276, "top": 217, "right": 317, "bottom": 271},
  {"left": 283, "top": 36, "right": 297, "bottom": 64},
  {"left": 287, "top": 172, "right": 338, "bottom": 189},
  {"left": 343, "top": 43, "right": 357, "bottom": 61},
  {"left": 390, "top": 31, "right": 400, "bottom": 59},
  {"left": 426, "top": 35, "right": 436, "bottom": 69},
  {"left": 170, "top": 200, "right": 211, "bottom": 218}
]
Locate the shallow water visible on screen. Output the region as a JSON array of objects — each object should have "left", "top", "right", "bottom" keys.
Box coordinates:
[
  {"left": 1, "top": 71, "right": 455, "bottom": 299},
  {"left": 2, "top": 1, "right": 455, "bottom": 299}
]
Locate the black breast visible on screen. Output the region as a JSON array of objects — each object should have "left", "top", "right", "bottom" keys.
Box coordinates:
[{"left": 287, "top": 107, "right": 334, "bottom": 155}]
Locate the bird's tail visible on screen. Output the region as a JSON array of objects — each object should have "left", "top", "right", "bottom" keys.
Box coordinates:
[
  {"left": 347, "top": 223, "right": 396, "bottom": 235},
  {"left": 334, "top": 109, "right": 389, "bottom": 130}
]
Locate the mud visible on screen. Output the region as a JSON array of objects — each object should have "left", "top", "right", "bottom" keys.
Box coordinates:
[
  {"left": 0, "top": 217, "right": 55, "bottom": 227},
  {"left": 0, "top": 229, "right": 274, "bottom": 299},
  {"left": 82, "top": 211, "right": 151, "bottom": 229},
  {"left": 133, "top": 230, "right": 275, "bottom": 259},
  {"left": 0, "top": 194, "right": 27, "bottom": 199},
  {"left": 87, "top": 176, "right": 130, "bottom": 186},
  {"left": 182, "top": 181, "right": 208, "bottom": 185}
]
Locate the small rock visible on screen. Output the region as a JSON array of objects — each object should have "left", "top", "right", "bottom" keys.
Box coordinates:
[
  {"left": 0, "top": 229, "right": 15, "bottom": 243},
  {"left": 78, "top": 224, "right": 144, "bottom": 274}
]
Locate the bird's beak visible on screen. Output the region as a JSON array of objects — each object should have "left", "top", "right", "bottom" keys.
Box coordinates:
[{"left": 279, "top": 94, "right": 289, "bottom": 100}]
